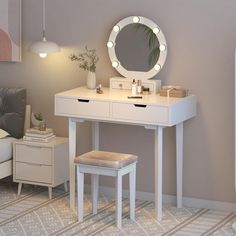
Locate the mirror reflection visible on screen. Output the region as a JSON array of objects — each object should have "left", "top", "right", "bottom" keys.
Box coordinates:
[{"left": 115, "top": 23, "right": 160, "bottom": 72}]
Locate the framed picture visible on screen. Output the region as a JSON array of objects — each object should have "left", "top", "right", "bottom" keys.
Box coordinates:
[{"left": 0, "top": 0, "right": 21, "bottom": 62}]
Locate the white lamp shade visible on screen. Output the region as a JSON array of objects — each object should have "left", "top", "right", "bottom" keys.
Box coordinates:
[{"left": 30, "top": 39, "right": 60, "bottom": 54}]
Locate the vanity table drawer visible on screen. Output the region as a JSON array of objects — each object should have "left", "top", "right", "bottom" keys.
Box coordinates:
[
  {"left": 15, "top": 144, "right": 52, "bottom": 165},
  {"left": 112, "top": 102, "right": 169, "bottom": 124},
  {"left": 110, "top": 80, "right": 132, "bottom": 90},
  {"left": 15, "top": 162, "right": 52, "bottom": 184},
  {"left": 55, "top": 97, "right": 110, "bottom": 118}
]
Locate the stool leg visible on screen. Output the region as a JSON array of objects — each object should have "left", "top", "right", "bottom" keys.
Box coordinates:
[
  {"left": 116, "top": 172, "right": 122, "bottom": 229},
  {"left": 77, "top": 166, "right": 84, "bottom": 222},
  {"left": 129, "top": 164, "right": 136, "bottom": 220},
  {"left": 91, "top": 174, "right": 99, "bottom": 215}
]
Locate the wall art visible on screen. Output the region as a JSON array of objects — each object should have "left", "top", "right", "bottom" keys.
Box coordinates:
[{"left": 0, "top": 0, "right": 21, "bottom": 62}]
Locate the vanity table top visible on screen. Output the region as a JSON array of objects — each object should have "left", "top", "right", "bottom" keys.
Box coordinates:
[
  {"left": 55, "top": 86, "right": 196, "bottom": 126},
  {"left": 55, "top": 86, "right": 196, "bottom": 106}
]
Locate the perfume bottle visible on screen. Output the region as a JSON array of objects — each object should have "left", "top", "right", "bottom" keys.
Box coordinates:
[
  {"left": 131, "top": 79, "right": 137, "bottom": 95},
  {"left": 137, "top": 80, "right": 142, "bottom": 94}
]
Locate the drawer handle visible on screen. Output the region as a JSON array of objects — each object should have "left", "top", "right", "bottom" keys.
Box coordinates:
[
  {"left": 78, "top": 99, "right": 89, "bottom": 103},
  {"left": 134, "top": 104, "right": 147, "bottom": 108}
]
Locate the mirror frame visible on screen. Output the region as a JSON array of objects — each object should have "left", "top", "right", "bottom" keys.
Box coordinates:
[{"left": 107, "top": 16, "right": 167, "bottom": 80}]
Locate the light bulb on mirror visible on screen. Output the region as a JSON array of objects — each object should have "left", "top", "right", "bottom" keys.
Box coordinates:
[
  {"left": 113, "top": 25, "right": 120, "bottom": 33},
  {"left": 153, "top": 27, "right": 160, "bottom": 34},
  {"left": 112, "top": 60, "right": 119, "bottom": 68},
  {"left": 133, "top": 16, "right": 140, "bottom": 23},
  {"left": 154, "top": 64, "right": 161, "bottom": 71},
  {"left": 107, "top": 41, "right": 114, "bottom": 48},
  {"left": 39, "top": 53, "right": 47, "bottom": 58},
  {"left": 159, "top": 44, "right": 166, "bottom": 51}
]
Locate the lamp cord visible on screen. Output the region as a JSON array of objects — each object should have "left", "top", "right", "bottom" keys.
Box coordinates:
[{"left": 42, "top": 0, "right": 46, "bottom": 39}]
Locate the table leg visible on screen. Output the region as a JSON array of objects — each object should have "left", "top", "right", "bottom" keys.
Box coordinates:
[
  {"left": 154, "top": 126, "right": 163, "bottom": 221},
  {"left": 77, "top": 167, "right": 84, "bottom": 222},
  {"left": 92, "top": 121, "right": 99, "bottom": 150},
  {"left": 64, "top": 181, "right": 68, "bottom": 192},
  {"left": 69, "top": 118, "right": 76, "bottom": 209},
  {"left": 91, "top": 121, "right": 99, "bottom": 214},
  {"left": 17, "top": 183, "right": 22, "bottom": 195},
  {"left": 48, "top": 187, "right": 52, "bottom": 199},
  {"left": 176, "top": 122, "right": 183, "bottom": 208}
]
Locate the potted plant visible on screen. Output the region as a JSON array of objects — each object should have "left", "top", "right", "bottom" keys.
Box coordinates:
[
  {"left": 31, "top": 112, "right": 46, "bottom": 130},
  {"left": 69, "top": 46, "right": 99, "bottom": 89}
]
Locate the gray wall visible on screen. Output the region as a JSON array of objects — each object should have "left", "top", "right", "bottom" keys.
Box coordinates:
[{"left": 1, "top": 0, "right": 236, "bottom": 203}]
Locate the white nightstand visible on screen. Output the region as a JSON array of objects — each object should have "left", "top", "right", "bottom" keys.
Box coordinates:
[{"left": 13, "top": 137, "right": 69, "bottom": 199}]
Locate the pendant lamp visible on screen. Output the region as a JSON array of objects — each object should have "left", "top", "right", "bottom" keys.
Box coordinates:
[{"left": 30, "top": 0, "right": 60, "bottom": 58}]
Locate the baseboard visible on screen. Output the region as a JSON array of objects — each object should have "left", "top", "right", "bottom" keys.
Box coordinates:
[{"left": 84, "top": 184, "right": 236, "bottom": 212}]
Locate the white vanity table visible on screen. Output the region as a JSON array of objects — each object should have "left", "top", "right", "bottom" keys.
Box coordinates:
[
  {"left": 55, "top": 15, "right": 197, "bottom": 220},
  {"left": 55, "top": 86, "right": 196, "bottom": 220}
]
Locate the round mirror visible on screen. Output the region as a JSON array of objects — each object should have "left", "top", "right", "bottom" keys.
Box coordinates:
[{"left": 107, "top": 16, "right": 167, "bottom": 80}]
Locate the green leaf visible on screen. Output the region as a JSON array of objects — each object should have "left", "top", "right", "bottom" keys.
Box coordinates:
[
  {"left": 134, "top": 24, "right": 160, "bottom": 67},
  {"left": 69, "top": 46, "right": 99, "bottom": 72},
  {"left": 148, "top": 47, "right": 160, "bottom": 68}
]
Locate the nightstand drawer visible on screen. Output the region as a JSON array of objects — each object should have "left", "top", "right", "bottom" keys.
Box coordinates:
[
  {"left": 15, "top": 144, "right": 52, "bottom": 165},
  {"left": 112, "top": 102, "right": 169, "bottom": 124},
  {"left": 15, "top": 162, "right": 52, "bottom": 184},
  {"left": 55, "top": 97, "right": 110, "bottom": 118}
]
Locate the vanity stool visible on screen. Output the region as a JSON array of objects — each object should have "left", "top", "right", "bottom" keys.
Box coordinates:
[{"left": 74, "top": 150, "right": 138, "bottom": 228}]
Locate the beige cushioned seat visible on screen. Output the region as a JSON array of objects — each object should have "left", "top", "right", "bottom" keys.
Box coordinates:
[{"left": 74, "top": 150, "right": 138, "bottom": 169}]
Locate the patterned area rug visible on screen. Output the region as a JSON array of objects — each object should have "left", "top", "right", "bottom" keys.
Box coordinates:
[{"left": 0, "top": 182, "right": 235, "bottom": 236}]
